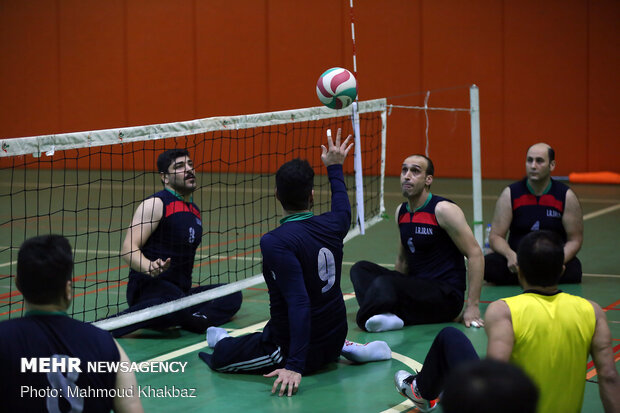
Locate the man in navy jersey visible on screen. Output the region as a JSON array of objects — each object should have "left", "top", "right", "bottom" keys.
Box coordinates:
[
  {"left": 0, "top": 235, "right": 143, "bottom": 412},
  {"left": 484, "top": 143, "right": 583, "bottom": 284},
  {"left": 199, "top": 129, "right": 357, "bottom": 397},
  {"left": 110, "top": 149, "right": 242, "bottom": 337},
  {"left": 350, "top": 154, "right": 484, "bottom": 331}
]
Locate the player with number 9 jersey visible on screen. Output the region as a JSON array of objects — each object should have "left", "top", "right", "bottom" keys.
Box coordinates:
[
  {"left": 259, "top": 161, "right": 350, "bottom": 374},
  {"left": 200, "top": 130, "right": 354, "bottom": 396}
]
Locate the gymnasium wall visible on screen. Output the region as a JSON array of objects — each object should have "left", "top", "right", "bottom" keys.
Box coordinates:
[{"left": 0, "top": 0, "right": 618, "bottom": 179}]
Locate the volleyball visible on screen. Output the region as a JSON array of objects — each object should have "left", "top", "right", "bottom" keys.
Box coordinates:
[{"left": 316, "top": 67, "right": 357, "bottom": 109}]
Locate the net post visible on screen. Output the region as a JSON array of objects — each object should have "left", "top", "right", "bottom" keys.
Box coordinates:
[
  {"left": 351, "top": 101, "right": 366, "bottom": 234},
  {"left": 469, "top": 84, "right": 484, "bottom": 248}
]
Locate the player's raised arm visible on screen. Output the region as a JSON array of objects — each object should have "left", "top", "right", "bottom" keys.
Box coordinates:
[{"left": 320, "top": 128, "right": 353, "bottom": 167}]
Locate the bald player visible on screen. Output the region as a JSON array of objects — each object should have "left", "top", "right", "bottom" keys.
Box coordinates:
[
  {"left": 350, "top": 154, "right": 484, "bottom": 331},
  {"left": 484, "top": 143, "right": 583, "bottom": 285}
]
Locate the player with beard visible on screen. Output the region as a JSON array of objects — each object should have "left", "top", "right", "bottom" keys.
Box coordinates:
[{"left": 110, "top": 149, "right": 242, "bottom": 337}]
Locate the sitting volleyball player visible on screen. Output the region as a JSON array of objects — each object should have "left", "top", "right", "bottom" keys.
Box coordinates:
[
  {"left": 484, "top": 143, "right": 583, "bottom": 285},
  {"left": 110, "top": 148, "right": 242, "bottom": 337},
  {"left": 350, "top": 154, "right": 484, "bottom": 332},
  {"left": 395, "top": 231, "right": 620, "bottom": 413},
  {"left": 0, "top": 235, "right": 143, "bottom": 412},
  {"left": 199, "top": 129, "right": 391, "bottom": 396}
]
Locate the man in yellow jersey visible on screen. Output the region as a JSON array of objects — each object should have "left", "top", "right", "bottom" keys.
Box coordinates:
[
  {"left": 485, "top": 230, "right": 619, "bottom": 412},
  {"left": 395, "top": 230, "right": 619, "bottom": 412}
]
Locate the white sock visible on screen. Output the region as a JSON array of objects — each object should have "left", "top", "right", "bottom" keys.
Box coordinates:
[
  {"left": 341, "top": 339, "right": 392, "bottom": 363},
  {"left": 365, "top": 313, "right": 404, "bottom": 332},
  {"left": 206, "top": 326, "right": 230, "bottom": 348}
]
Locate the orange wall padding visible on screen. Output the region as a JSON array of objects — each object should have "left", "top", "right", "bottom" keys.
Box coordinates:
[
  {"left": 0, "top": 1, "right": 618, "bottom": 179},
  {"left": 569, "top": 172, "right": 620, "bottom": 185}
]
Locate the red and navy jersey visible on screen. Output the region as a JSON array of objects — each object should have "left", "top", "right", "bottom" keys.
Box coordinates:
[
  {"left": 260, "top": 165, "right": 349, "bottom": 374},
  {"left": 508, "top": 178, "right": 568, "bottom": 251},
  {"left": 0, "top": 313, "right": 119, "bottom": 412},
  {"left": 131, "top": 189, "right": 203, "bottom": 292},
  {"left": 397, "top": 195, "right": 466, "bottom": 292}
]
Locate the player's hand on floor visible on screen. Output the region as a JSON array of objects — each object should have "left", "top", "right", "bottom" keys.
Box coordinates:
[
  {"left": 264, "top": 368, "right": 301, "bottom": 397},
  {"left": 463, "top": 304, "right": 484, "bottom": 328}
]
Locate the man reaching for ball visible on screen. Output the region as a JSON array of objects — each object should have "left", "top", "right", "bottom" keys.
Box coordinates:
[{"left": 199, "top": 129, "right": 391, "bottom": 396}]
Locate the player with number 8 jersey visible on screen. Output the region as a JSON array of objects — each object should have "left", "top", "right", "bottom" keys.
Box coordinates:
[{"left": 199, "top": 129, "right": 354, "bottom": 397}]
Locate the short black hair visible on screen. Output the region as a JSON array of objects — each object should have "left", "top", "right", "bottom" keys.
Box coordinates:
[
  {"left": 441, "top": 359, "right": 538, "bottom": 413},
  {"left": 275, "top": 158, "right": 314, "bottom": 211},
  {"left": 408, "top": 154, "right": 434, "bottom": 176},
  {"left": 157, "top": 148, "right": 190, "bottom": 173},
  {"left": 517, "top": 230, "right": 564, "bottom": 287},
  {"left": 16, "top": 235, "right": 73, "bottom": 305}
]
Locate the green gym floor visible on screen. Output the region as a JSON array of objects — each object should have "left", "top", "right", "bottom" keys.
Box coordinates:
[{"left": 114, "top": 177, "right": 619, "bottom": 413}]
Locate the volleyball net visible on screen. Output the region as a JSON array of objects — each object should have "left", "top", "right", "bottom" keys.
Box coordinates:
[{"left": 0, "top": 98, "right": 387, "bottom": 329}]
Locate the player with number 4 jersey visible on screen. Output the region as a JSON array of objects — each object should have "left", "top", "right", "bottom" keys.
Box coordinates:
[{"left": 199, "top": 129, "right": 354, "bottom": 397}]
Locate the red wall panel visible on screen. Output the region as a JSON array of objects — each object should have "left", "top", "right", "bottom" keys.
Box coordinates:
[
  {"left": 0, "top": 0, "right": 60, "bottom": 138},
  {"left": 126, "top": 0, "right": 195, "bottom": 125},
  {"left": 195, "top": 1, "right": 268, "bottom": 117},
  {"left": 588, "top": 0, "right": 620, "bottom": 172},
  {"left": 503, "top": 0, "right": 589, "bottom": 177},
  {"left": 58, "top": 0, "right": 126, "bottom": 132},
  {"left": 0, "top": 1, "right": 618, "bottom": 178}
]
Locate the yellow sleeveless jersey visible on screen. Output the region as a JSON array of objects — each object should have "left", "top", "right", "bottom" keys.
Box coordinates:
[{"left": 502, "top": 291, "right": 595, "bottom": 413}]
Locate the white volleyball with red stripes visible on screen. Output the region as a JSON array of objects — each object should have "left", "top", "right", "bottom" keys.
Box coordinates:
[{"left": 316, "top": 67, "right": 357, "bottom": 109}]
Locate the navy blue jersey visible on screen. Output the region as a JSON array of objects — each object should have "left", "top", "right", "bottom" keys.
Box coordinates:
[
  {"left": 397, "top": 195, "right": 466, "bottom": 292},
  {"left": 131, "top": 189, "right": 203, "bottom": 292},
  {"left": 508, "top": 178, "right": 568, "bottom": 250},
  {"left": 0, "top": 312, "right": 120, "bottom": 412},
  {"left": 260, "top": 165, "right": 350, "bottom": 374}
]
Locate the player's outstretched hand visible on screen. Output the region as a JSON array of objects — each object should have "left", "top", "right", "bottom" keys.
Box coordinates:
[
  {"left": 148, "top": 258, "right": 171, "bottom": 277},
  {"left": 321, "top": 128, "right": 354, "bottom": 167},
  {"left": 264, "top": 368, "right": 302, "bottom": 397}
]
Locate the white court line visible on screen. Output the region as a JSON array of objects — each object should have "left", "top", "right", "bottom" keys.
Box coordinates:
[
  {"left": 582, "top": 273, "right": 620, "bottom": 279},
  {"left": 583, "top": 203, "right": 620, "bottom": 220},
  {"left": 144, "top": 320, "right": 268, "bottom": 363},
  {"left": 383, "top": 191, "right": 620, "bottom": 204},
  {"left": 144, "top": 294, "right": 359, "bottom": 364},
  {"left": 1, "top": 202, "right": 619, "bottom": 271},
  {"left": 142, "top": 291, "right": 421, "bottom": 413}
]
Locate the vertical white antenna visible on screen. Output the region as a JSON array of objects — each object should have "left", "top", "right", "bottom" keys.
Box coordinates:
[{"left": 470, "top": 84, "right": 483, "bottom": 248}]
